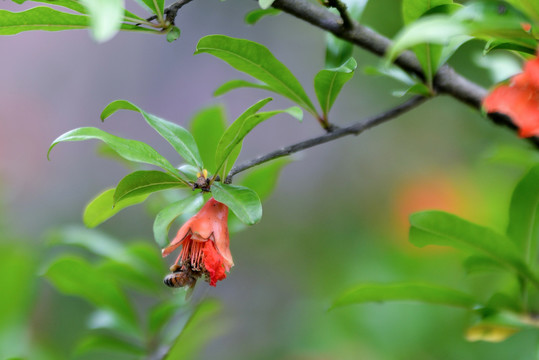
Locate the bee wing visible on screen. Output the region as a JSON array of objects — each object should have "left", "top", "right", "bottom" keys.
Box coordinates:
[{"left": 184, "top": 281, "right": 197, "bottom": 301}]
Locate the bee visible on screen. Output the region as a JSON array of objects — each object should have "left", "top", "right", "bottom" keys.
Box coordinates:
[{"left": 163, "top": 263, "right": 199, "bottom": 290}]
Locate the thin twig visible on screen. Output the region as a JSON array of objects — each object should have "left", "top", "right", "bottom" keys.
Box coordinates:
[
  {"left": 145, "top": 0, "right": 195, "bottom": 24},
  {"left": 325, "top": 0, "right": 353, "bottom": 29},
  {"left": 225, "top": 95, "right": 427, "bottom": 183}
]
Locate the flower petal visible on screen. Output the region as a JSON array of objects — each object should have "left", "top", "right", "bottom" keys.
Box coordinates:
[{"left": 202, "top": 241, "right": 227, "bottom": 286}]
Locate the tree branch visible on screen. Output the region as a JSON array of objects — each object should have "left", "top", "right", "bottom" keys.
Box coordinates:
[
  {"left": 225, "top": 95, "right": 428, "bottom": 183},
  {"left": 269, "top": 0, "right": 539, "bottom": 147},
  {"left": 145, "top": 0, "right": 195, "bottom": 24}
]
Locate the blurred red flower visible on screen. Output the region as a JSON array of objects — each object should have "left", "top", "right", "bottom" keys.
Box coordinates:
[
  {"left": 162, "top": 198, "right": 233, "bottom": 286},
  {"left": 483, "top": 52, "right": 539, "bottom": 138}
]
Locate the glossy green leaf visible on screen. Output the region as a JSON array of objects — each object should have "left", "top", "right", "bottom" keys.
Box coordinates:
[
  {"left": 167, "top": 26, "right": 181, "bottom": 42},
  {"left": 83, "top": 188, "right": 149, "bottom": 228},
  {"left": 314, "top": 57, "right": 357, "bottom": 118},
  {"left": 402, "top": 0, "right": 453, "bottom": 24},
  {"left": 388, "top": 2, "right": 535, "bottom": 64},
  {"left": 113, "top": 170, "right": 187, "bottom": 205},
  {"left": 222, "top": 143, "right": 242, "bottom": 180},
  {"left": 178, "top": 164, "right": 200, "bottom": 181},
  {"left": 392, "top": 83, "right": 432, "bottom": 97},
  {"left": 153, "top": 194, "right": 204, "bottom": 247},
  {"left": 215, "top": 98, "right": 302, "bottom": 174},
  {"left": 12, "top": 0, "right": 87, "bottom": 13},
  {"left": 211, "top": 183, "right": 262, "bottom": 225},
  {"left": 402, "top": 0, "right": 454, "bottom": 86},
  {"left": 483, "top": 39, "right": 538, "bottom": 56},
  {"left": 190, "top": 105, "right": 227, "bottom": 173},
  {"left": 463, "top": 255, "right": 506, "bottom": 274},
  {"left": 80, "top": 0, "right": 124, "bottom": 42},
  {"left": 102, "top": 100, "right": 203, "bottom": 170},
  {"left": 507, "top": 165, "right": 539, "bottom": 265},
  {"left": 239, "top": 157, "right": 291, "bottom": 201},
  {"left": 364, "top": 64, "right": 418, "bottom": 86},
  {"left": 332, "top": 282, "right": 478, "bottom": 310},
  {"left": 259, "top": 0, "right": 275, "bottom": 10},
  {"left": 409, "top": 211, "right": 539, "bottom": 287},
  {"left": 195, "top": 35, "right": 317, "bottom": 115},
  {"left": 74, "top": 334, "right": 145, "bottom": 357},
  {"left": 165, "top": 300, "right": 224, "bottom": 360},
  {"left": 506, "top": 0, "right": 539, "bottom": 26},
  {"left": 48, "top": 127, "right": 179, "bottom": 174},
  {"left": 213, "top": 79, "right": 273, "bottom": 97},
  {"left": 0, "top": 7, "right": 89, "bottom": 35},
  {"left": 44, "top": 256, "right": 138, "bottom": 331},
  {"left": 244, "top": 8, "right": 280, "bottom": 25}
]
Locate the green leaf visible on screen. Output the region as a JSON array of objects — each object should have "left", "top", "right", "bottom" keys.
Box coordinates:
[
  {"left": 211, "top": 183, "right": 262, "bottom": 225},
  {"left": 215, "top": 98, "right": 302, "bottom": 174},
  {"left": 392, "top": 83, "right": 432, "bottom": 97},
  {"left": 167, "top": 26, "right": 181, "bottom": 42},
  {"left": 213, "top": 79, "right": 273, "bottom": 97},
  {"left": 484, "top": 39, "right": 538, "bottom": 56},
  {"left": 507, "top": 165, "right": 539, "bottom": 265},
  {"left": 135, "top": 0, "right": 165, "bottom": 18},
  {"left": 83, "top": 188, "right": 149, "bottom": 228},
  {"left": 97, "top": 259, "right": 162, "bottom": 294},
  {"left": 244, "top": 8, "right": 280, "bottom": 25},
  {"left": 409, "top": 211, "right": 539, "bottom": 288},
  {"left": 48, "top": 127, "right": 179, "bottom": 175},
  {"left": 48, "top": 225, "right": 126, "bottom": 260},
  {"left": 0, "top": 7, "right": 89, "bottom": 35},
  {"left": 12, "top": 0, "right": 87, "bottom": 13},
  {"left": 74, "top": 334, "right": 145, "bottom": 357},
  {"left": 153, "top": 194, "right": 204, "bottom": 248},
  {"left": 324, "top": 0, "right": 367, "bottom": 68},
  {"left": 238, "top": 157, "right": 291, "bottom": 201},
  {"left": 463, "top": 255, "right": 506, "bottom": 274},
  {"left": 388, "top": 2, "right": 535, "bottom": 64},
  {"left": 165, "top": 300, "right": 224, "bottom": 360},
  {"left": 402, "top": 0, "right": 453, "bottom": 24},
  {"left": 506, "top": 0, "right": 539, "bottom": 27},
  {"left": 80, "top": 0, "right": 124, "bottom": 42},
  {"left": 314, "top": 57, "right": 357, "bottom": 118},
  {"left": 148, "top": 299, "right": 185, "bottom": 335},
  {"left": 190, "top": 105, "right": 227, "bottom": 173},
  {"left": 44, "top": 256, "right": 139, "bottom": 332},
  {"left": 259, "top": 0, "right": 275, "bottom": 10},
  {"left": 332, "top": 282, "right": 478, "bottom": 310},
  {"left": 102, "top": 100, "right": 203, "bottom": 170},
  {"left": 195, "top": 35, "right": 317, "bottom": 115},
  {"left": 113, "top": 170, "right": 187, "bottom": 205}
]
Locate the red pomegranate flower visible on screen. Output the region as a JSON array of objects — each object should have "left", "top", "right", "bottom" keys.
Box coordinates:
[
  {"left": 162, "top": 198, "right": 233, "bottom": 286},
  {"left": 483, "top": 52, "right": 539, "bottom": 138}
]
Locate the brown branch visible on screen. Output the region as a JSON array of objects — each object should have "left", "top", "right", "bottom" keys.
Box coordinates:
[
  {"left": 225, "top": 95, "right": 428, "bottom": 183},
  {"left": 269, "top": 0, "right": 539, "bottom": 147},
  {"left": 145, "top": 0, "right": 195, "bottom": 24}
]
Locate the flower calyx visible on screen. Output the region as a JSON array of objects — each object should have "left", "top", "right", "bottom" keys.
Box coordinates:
[{"left": 191, "top": 169, "right": 220, "bottom": 192}]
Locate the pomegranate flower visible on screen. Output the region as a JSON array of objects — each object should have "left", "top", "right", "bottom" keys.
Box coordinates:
[
  {"left": 162, "top": 197, "right": 233, "bottom": 286},
  {"left": 483, "top": 52, "right": 539, "bottom": 138}
]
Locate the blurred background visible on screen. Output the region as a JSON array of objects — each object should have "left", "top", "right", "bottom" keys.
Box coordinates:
[{"left": 1, "top": 0, "right": 539, "bottom": 359}]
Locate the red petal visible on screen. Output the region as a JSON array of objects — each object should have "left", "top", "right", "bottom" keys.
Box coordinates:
[{"left": 202, "top": 241, "right": 227, "bottom": 286}]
